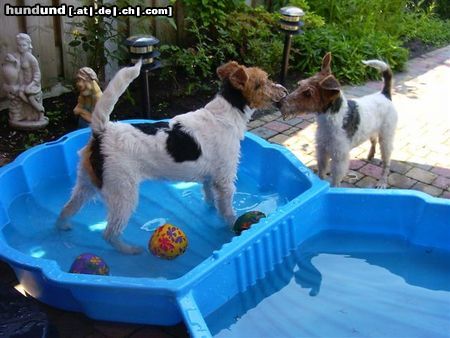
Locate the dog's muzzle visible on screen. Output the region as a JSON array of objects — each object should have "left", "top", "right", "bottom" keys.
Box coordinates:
[{"left": 274, "top": 84, "right": 289, "bottom": 102}]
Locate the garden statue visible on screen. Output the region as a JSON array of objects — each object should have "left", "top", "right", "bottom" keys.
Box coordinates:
[
  {"left": 1, "top": 33, "right": 48, "bottom": 130},
  {"left": 73, "top": 67, "right": 102, "bottom": 127}
]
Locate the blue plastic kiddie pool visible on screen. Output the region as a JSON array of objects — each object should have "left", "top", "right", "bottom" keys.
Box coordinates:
[{"left": 0, "top": 120, "right": 449, "bottom": 337}]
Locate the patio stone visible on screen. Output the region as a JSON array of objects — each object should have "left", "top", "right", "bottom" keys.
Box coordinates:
[
  {"left": 359, "top": 163, "right": 383, "bottom": 179},
  {"left": 283, "top": 116, "right": 304, "bottom": 126},
  {"left": 250, "top": 127, "right": 279, "bottom": 139},
  {"left": 269, "top": 134, "right": 290, "bottom": 145},
  {"left": 406, "top": 167, "right": 437, "bottom": 184},
  {"left": 248, "top": 119, "right": 265, "bottom": 129},
  {"left": 349, "top": 159, "right": 366, "bottom": 170},
  {"left": 411, "top": 182, "right": 443, "bottom": 197},
  {"left": 432, "top": 176, "right": 450, "bottom": 190},
  {"left": 264, "top": 120, "right": 291, "bottom": 133},
  {"left": 355, "top": 176, "right": 378, "bottom": 188},
  {"left": 431, "top": 167, "right": 450, "bottom": 178},
  {"left": 388, "top": 173, "right": 417, "bottom": 189},
  {"left": 390, "top": 161, "right": 413, "bottom": 174},
  {"left": 343, "top": 170, "right": 364, "bottom": 184},
  {"left": 283, "top": 126, "right": 301, "bottom": 136}
]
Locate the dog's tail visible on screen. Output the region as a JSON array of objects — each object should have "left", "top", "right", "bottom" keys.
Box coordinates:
[
  {"left": 91, "top": 60, "right": 142, "bottom": 134},
  {"left": 362, "top": 59, "right": 393, "bottom": 100}
]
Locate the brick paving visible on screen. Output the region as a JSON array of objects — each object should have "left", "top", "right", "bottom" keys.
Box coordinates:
[
  {"left": 250, "top": 45, "right": 450, "bottom": 199},
  {"left": 1, "top": 46, "right": 449, "bottom": 337}
]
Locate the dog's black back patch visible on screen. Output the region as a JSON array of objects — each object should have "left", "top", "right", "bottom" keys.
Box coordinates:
[
  {"left": 342, "top": 100, "right": 360, "bottom": 139},
  {"left": 220, "top": 79, "right": 248, "bottom": 112},
  {"left": 166, "top": 123, "right": 202, "bottom": 162},
  {"left": 90, "top": 133, "right": 104, "bottom": 188},
  {"left": 132, "top": 121, "right": 170, "bottom": 135}
]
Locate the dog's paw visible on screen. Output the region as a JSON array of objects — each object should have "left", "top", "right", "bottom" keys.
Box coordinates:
[
  {"left": 56, "top": 218, "right": 72, "bottom": 231},
  {"left": 124, "top": 245, "right": 144, "bottom": 255},
  {"left": 115, "top": 242, "right": 144, "bottom": 255},
  {"left": 106, "top": 235, "right": 144, "bottom": 255},
  {"left": 225, "top": 214, "right": 237, "bottom": 228},
  {"left": 375, "top": 182, "right": 388, "bottom": 189}
]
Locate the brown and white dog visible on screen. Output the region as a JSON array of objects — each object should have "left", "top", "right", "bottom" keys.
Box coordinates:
[
  {"left": 280, "top": 52, "right": 398, "bottom": 188},
  {"left": 57, "top": 60, "right": 287, "bottom": 254}
]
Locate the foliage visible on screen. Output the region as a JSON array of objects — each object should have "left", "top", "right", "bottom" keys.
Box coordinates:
[
  {"left": 68, "top": 13, "right": 116, "bottom": 79},
  {"left": 408, "top": 0, "right": 450, "bottom": 19},
  {"left": 178, "top": 0, "right": 244, "bottom": 32},
  {"left": 67, "top": 0, "right": 148, "bottom": 80},
  {"left": 266, "top": 0, "right": 325, "bottom": 28},
  {"left": 291, "top": 25, "right": 409, "bottom": 84},
  {"left": 159, "top": 20, "right": 220, "bottom": 95},
  {"left": 401, "top": 9, "right": 450, "bottom": 46},
  {"left": 68, "top": 0, "right": 450, "bottom": 93},
  {"left": 218, "top": 7, "right": 284, "bottom": 75},
  {"left": 160, "top": 6, "right": 287, "bottom": 94}
]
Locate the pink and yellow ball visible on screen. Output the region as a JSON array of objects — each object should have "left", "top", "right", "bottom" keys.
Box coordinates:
[{"left": 149, "top": 223, "right": 188, "bottom": 259}]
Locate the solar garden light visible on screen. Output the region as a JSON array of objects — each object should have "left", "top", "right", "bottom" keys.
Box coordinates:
[
  {"left": 279, "top": 6, "right": 305, "bottom": 85},
  {"left": 125, "top": 35, "right": 161, "bottom": 118}
]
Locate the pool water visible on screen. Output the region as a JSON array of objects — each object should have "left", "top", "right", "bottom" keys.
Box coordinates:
[
  {"left": 207, "top": 230, "right": 450, "bottom": 337},
  {"left": 4, "top": 171, "right": 289, "bottom": 279}
]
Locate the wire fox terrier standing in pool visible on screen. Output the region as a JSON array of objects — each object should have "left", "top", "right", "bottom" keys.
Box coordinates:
[
  {"left": 57, "top": 60, "right": 287, "bottom": 254},
  {"left": 280, "top": 52, "right": 397, "bottom": 188}
]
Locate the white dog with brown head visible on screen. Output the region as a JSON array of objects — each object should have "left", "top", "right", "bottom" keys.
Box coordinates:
[
  {"left": 280, "top": 52, "right": 398, "bottom": 188},
  {"left": 57, "top": 60, "right": 287, "bottom": 254}
]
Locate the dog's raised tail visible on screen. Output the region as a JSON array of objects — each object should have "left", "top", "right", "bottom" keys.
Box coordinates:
[
  {"left": 362, "top": 59, "right": 393, "bottom": 100},
  {"left": 91, "top": 60, "right": 142, "bottom": 134}
]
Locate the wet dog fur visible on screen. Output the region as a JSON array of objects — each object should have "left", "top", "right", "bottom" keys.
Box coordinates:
[{"left": 57, "top": 60, "right": 287, "bottom": 254}]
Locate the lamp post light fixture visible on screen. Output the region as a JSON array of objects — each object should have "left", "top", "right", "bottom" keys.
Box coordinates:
[
  {"left": 125, "top": 35, "right": 161, "bottom": 118},
  {"left": 279, "top": 6, "right": 305, "bottom": 85}
]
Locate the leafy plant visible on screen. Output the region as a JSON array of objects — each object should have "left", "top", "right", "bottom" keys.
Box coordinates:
[
  {"left": 160, "top": 6, "right": 287, "bottom": 94},
  {"left": 68, "top": 6, "right": 117, "bottom": 80},
  {"left": 178, "top": 0, "right": 244, "bottom": 32},
  {"left": 291, "top": 24, "right": 408, "bottom": 84},
  {"left": 67, "top": 0, "right": 150, "bottom": 81},
  {"left": 401, "top": 8, "right": 450, "bottom": 46}
]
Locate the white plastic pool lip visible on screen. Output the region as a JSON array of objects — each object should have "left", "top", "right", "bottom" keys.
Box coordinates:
[{"left": 1, "top": 122, "right": 449, "bottom": 338}]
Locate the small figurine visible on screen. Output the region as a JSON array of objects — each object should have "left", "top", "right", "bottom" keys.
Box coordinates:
[
  {"left": 1, "top": 33, "right": 48, "bottom": 130},
  {"left": 73, "top": 67, "right": 102, "bottom": 127}
]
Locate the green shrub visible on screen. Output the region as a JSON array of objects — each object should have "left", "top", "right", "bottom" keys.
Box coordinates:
[
  {"left": 291, "top": 24, "right": 408, "bottom": 84},
  {"left": 159, "top": 0, "right": 450, "bottom": 92},
  {"left": 160, "top": 6, "right": 285, "bottom": 93},
  {"left": 401, "top": 11, "right": 450, "bottom": 46},
  {"left": 408, "top": 0, "right": 450, "bottom": 19},
  {"left": 306, "top": 0, "right": 408, "bottom": 37}
]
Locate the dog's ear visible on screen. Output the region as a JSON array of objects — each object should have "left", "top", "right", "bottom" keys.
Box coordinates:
[
  {"left": 300, "top": 87, "right": 314, "bottom": 97},
  {"left": 319, "top": 75, "right": 340, "bottom": 92},
  {"left": 321, "top": 52, "right": 332, "bottom": 74},
  {"left": 229, "top": 66, "right": 248, "bottom": 90},
  {"left": 217, "top": 61, "right": 240, "bottom": 80}
]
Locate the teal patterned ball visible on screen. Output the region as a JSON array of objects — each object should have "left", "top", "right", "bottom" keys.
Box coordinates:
[{"left": 233, "top": 211, "right": 266, "bottom": 235}]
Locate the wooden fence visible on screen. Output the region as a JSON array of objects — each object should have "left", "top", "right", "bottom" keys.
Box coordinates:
[
  {"left": 0, "top": 0, "right": 267, "bottom": 98},
  {"left": 0, "top": 0, "right": 186, "bottom": 95}
]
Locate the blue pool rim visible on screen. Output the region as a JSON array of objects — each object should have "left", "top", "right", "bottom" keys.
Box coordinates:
[
  {"left": 1, "top": 120, "right": 449, "bottom": 338},
  {"left": 0, "top": 121, "right": 324, "bottom": 288}
]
